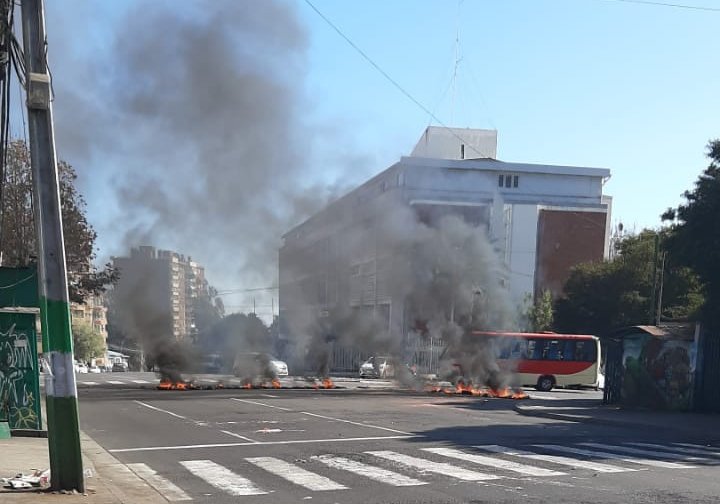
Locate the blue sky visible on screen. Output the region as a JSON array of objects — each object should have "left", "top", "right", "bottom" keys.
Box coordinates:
[
  {"left": 36, "top": 0, "right": 720, "bottom": 311},
  {"left": 296, "top": 0, "right": 719, "bottom": 231}
]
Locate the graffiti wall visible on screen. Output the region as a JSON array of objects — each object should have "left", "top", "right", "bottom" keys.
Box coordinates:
[
  {"left": 621, "top": 333, "right": 695, "bottom": 411},
  {"left": 0, "top": 313, "right": 41, "bottom": 430}
]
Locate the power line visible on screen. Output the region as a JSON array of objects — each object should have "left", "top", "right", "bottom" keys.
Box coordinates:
[
  {"left": 600, "top": 0, "right": 720, "bottom": 12},
  {"left": 303, "top": 0, "right": 494, "bottom": 159}
]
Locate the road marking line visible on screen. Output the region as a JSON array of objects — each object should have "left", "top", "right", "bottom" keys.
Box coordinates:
[
  {"left": 534, "top": 444, "right": 696, "bottom": 469},
  {"left": 246, "top": 457, "right": 347, "bottom": 491},
  {"left": 131, "top": 379, "right": 151, "bottom": 384},
  {"left": 231, "top": 398, "right": 293, "bottom": 411},
  {"left": 81, "top": 381, "right": 98, "bottom": 385},
  {"left": 628, "top": 443, "right": 720, "bottom": 459},
  {"left": 134, "top": 400, "right": 187, "bottom": 420},
  {"left": 180, "top": 460, "right": 267, "bottom": 496},
  {"left": 109, "top": 435, "right": 415, "bottom": 453},
  {"left": 220, "top": 430, "right": 258, "bottom": 443},
  {"left": 581, "top": 443, "right": 705, "bottom": 461},
  {"left": 300, "top": 411, "right": 412, "bottom": 435},
  {"left": 107, "top": 380, "right": 126, "bottom": 385},
  {"left": 314, "top": 455, "right": 426, "bottom": 487},
  {"left": 199, "top": 379, "right": 218, "bottom": 383},
  {"left": 476, "top": 445, "right": 633, "bottom": 473},
  {"left": 127, "top": 463, "right": 192, "bottom": 501},
  {"left": 260, "top": 394, "right": 278, "bottom": 398},
  {"left": 423, "top": 447, "right": 565, "bottom": 477},
  {"left": 672, "top": 443, "right": 720, "bottom": 456},
  {"left": 365, "top": 451, "right": 500, "bottom": 481}
]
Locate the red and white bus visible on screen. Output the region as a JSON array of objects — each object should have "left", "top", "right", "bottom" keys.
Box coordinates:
[{"left": 469, "top": 331, "right": 602, "bottom": 391}]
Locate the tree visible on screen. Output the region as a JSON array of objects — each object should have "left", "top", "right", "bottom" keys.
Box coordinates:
[
  {"left": 554, "top": 230, "right": 704, "bottom": 335},
  {"left": 71, "top": 322, "right": 106, "bottom": 362},
  {"left": 524, "top": 290, "right": 554, "bottom": 332},
  {"left": 0, "top": 140, "right": 117, "bottom": 303},
  {"left": 662, "top": 139, "right": 720, "bottom": 329}
]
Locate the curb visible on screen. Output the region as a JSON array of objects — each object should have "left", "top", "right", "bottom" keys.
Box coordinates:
[{"left": 80, "top": 431, "right": 167, "bottom": 503}]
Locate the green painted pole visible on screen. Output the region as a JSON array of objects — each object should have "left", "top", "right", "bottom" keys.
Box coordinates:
[{"left": 21, "top": 0, "right": 84, "bottom": 492}]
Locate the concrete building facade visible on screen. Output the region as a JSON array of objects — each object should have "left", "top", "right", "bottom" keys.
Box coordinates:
[
  {"left": 112, "top": 246, "right": 208, "bottom": 341},
  {"left": 279, "top": 127, "right": 611, "bottom": 345}
]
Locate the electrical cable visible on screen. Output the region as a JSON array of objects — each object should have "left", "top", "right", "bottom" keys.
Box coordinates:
[
  {"left": 303, "top": 0, "right": 493, "bottom": 159},
  {"left": 600, "top": 0, "right": 720, "bottom": 12}
]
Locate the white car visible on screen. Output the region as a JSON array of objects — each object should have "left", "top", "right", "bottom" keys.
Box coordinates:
[
  {"left": 74, "top": 361, "right": 88, "bottom": 374},
  {"left": 359, "top": 356, "right": 394, "bottom": 378},
  {"left": 233, "top": 352, "right": 289, "bottom": 377},
  {"left": 89, "top": 365, "right": 102, "bottom": 374}
]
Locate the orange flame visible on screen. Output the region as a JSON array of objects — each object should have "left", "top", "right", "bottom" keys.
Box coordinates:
[
  {"left": 242, "top": 382, "right": 252, "bottom": 389},
  {"left": 322, "top": 378, "right": 334, "bottom": 389},
  {"left": 271, "top": 379, "right": 281, "bottom": 389},
  {"left": 423, "top": 382, "right": 528, "bottom": 400}
]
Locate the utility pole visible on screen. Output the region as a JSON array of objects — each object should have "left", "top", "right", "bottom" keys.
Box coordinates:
[
  {"left": 21, "top": 0, "right": 84, "bottom": 492},
  {"left": 649, "top": 233, "right": 660, "bottom": 326}
]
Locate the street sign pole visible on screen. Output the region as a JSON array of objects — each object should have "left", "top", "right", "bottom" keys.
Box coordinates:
[{"left": 20, "top": 0, "right": 84, "bottom": 491}]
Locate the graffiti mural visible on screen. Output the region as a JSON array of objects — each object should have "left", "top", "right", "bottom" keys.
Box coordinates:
[
  {"left": 0, "top": 315, "right": 41, "bottom": 430},
  {"left": 621, "top": 334, "right": 695, "bottom": 411}
]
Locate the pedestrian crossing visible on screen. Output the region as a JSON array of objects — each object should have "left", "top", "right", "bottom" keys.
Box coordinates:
[{"left": 125, "top": 442, "right": 720, "bottom": 501}]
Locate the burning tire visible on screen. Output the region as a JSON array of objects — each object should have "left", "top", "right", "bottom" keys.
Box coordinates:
[{"left": 536, "top": 375, "right": 555, "bottom": 392}]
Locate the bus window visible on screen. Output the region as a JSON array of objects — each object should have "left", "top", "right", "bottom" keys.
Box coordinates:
[
  {"left": 529, "top": 339, "right": 548, "bottom": 360},
  {"left": 547, "top": 340, "right": 563, "bottom": 360},
  {"left": 509, "top": 340, "right": 525, "bottom": 359},
  {"left": 526, "top": 339, "right": 536, "bottom": 359},
  {"left": 575, "top": 341, "right": 597, "bottom": 362},
  {"left": 563, "top": 340, "right": 576, "bottom": 361}
]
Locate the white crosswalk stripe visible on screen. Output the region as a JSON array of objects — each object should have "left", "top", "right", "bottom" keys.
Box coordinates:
[
  {"left": 81, "top": 381, "right": 98, "bottom": 385},
  {"left": 127, "top": 463, "right": 192, "bottom": 501},
  {"left": 476, "top": 445, "right": 633, "bottom": 473},
  {"left": 365, "top": 450, "right": 500, "bottom": 481},
  {"left": 131, "top": 379, "right": 151, "bottom": 384},
  {"left": 313, "top": 455, "right": 427, "bottom": 487},
  {"left": 628, "top": 442, "right": 720, "bottom": 459},
  {"left": 180, "top": 460, "right": 267, "bottom": 496},
  {"left": 580, "top": 443, "right": 705, "bottom": 462},
  {"left": 423, "top": 447, "right": 566, "bottom": 477},
  {"left": 246, "top": 457, "right": 347, "bottom": 491},
  {"left": 534, "top": 444, "right": 696, "bottom": 469},
  {"left": 107, "top": 380, "right": 126, "bottom": 385}
]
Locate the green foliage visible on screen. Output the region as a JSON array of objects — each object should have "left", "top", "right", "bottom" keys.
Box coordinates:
[
  {"left": 72, "top": 322, "right": 106, "bottom": 362},
  {"left": 555, "top": 229, "right": 704, "bottom": 335},
  {"left": 524, "top": 290, "right": 554, "bottom": 332},
  {"left": 663, "top": 139, "right": 720, "bottom": 328},
  {"left": 0, "top": 140, "right": 118, "bottom": 303}
]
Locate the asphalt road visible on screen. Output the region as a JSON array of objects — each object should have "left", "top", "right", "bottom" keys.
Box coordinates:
[{"left": 77, "top": 382, "right": 720, "bottom": 504}]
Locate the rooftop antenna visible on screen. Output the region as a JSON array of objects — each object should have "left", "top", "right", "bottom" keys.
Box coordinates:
[{"left": 450, "top": 0, "right": 463, "bottom": 125}]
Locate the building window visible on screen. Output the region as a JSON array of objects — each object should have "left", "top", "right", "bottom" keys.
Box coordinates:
[{"left": 498, "top": 174, "right": 520, "bottom": 189}]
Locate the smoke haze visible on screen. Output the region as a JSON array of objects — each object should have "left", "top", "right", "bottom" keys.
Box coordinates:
[{"left": 49, "top": 0, "right": 364, "bottom": 294}]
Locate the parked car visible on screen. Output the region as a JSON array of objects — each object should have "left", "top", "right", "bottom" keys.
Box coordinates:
[
  {"left": 89, "top": 365, "right": 102, "bottom": 374},
  {"left": 233, "top": 352, "right": 288, "bottom": 378},
  {"left": 359, "top": 356, "right": 394, "bottom": 378},
  {"left": 74, "top": 361, "right": 88, "bottom": 374},
  {"left": 112, "top": 361, "right": 129, "bottom": 372}
]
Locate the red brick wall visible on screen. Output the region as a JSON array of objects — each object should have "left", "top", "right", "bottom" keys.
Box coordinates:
[{"left": 535, "top": 210, "right": 607, "bottom": 298}]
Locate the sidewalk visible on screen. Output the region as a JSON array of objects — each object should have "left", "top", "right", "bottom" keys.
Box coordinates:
[
  {"left": 0, "top": 432, "right": 166, "bottom": 503},
  {"left": 515, "top": 400, "right": 720, "bottom": 436}
]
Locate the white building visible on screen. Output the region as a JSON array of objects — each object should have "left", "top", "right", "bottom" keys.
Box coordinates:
[{"left": 280, "top": 127, "right": 611, "bottom": 343}]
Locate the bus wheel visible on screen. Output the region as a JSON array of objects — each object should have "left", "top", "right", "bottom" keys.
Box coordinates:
[{"left": 536, "top": 376, "right": 554, "bottom": 392}]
